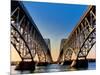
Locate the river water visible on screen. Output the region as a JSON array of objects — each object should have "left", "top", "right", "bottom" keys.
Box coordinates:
[{"left": 11, "top": 62, "right": 96, "bottom": 74}]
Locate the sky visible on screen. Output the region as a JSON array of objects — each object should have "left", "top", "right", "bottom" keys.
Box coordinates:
[{"left": 11, "top": 1, "right": 96, "bottom": 62}]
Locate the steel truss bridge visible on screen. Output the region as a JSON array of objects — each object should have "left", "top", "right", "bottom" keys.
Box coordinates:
[
  {"left": 58, "top": 6, "right": 96, "bottom": 67},
  {"left": 11, "top": 1, "right": 53, "bottom": 65},
  {"left": 11, "top": 0, "right": 96, "bottom": 69}
]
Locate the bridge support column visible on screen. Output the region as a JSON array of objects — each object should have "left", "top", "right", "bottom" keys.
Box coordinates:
[
  {"left": 15, "top": 61, "right": 35, "bottom": 70},
  {"left": 63, "top": 60, "right": 72, "bottom": 65},
  {"left": 72, "top": 59, "right": 88, "bottom": 68}
]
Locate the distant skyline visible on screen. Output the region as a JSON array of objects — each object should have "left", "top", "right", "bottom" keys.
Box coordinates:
[{"left": 11, "top": 1, "right": 96, "bottom": 61}]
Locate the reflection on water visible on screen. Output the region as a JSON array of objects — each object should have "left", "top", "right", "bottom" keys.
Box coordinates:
[{"left": 11, "top": 62, "right": 96, "bottom": 74}]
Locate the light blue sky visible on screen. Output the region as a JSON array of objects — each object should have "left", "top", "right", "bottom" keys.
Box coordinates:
[{"left": 23, "top": 1, "right": 88, "bottom": 61}]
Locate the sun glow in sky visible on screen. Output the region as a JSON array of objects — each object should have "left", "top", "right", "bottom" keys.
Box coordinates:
[{"left": 11, "top": 1, "right": 96, "bottom": 62}]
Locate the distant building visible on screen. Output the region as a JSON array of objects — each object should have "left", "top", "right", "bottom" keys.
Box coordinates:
[
  {"left": 44, "top": 39, "right": 51, "bottom": 51},
  {"left": 60, "top": 39, "right": 67, "bottom": 51},
  {"left": 57, "top": 39, "right": 67, "bottom": 62}
]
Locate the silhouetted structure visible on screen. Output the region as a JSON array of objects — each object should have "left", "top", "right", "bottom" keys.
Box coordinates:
[
  {"left": 58, "top": 6, "right": 96, "bottom": 68},
  {"left": 11, "top": 0, "right": 53, "bottom": 70}
]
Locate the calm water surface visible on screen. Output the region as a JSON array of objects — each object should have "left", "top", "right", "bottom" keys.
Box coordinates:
[{"left": 11, "top": 62, "right": 96, "bottom": 74}]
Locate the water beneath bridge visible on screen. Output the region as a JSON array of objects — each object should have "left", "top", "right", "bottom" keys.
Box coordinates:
[{"left": 11, "top": 62, "right": 96, "bottom": 74}]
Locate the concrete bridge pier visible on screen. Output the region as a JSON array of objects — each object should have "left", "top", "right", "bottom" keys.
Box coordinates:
[
  {"left": 63, "top": 60, "right": 72, "bottom": 65},
  {"left": 15, "top": 61, "right": 35, "bottom": 71},
  {"left": 71, "top": 59, "right": 88, "bottom": 69}
]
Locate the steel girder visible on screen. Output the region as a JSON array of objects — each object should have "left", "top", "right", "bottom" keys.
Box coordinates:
[
  {"left": 11, "top": 1, "right": 52, "bottom": 63},
  {"left": 58, "top": 6, "right": 96, "bottom": 62}
]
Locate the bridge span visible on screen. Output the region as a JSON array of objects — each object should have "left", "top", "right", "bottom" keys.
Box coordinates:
[
  {"left": 57, "top": 5, "right": 96, "bottom": 68},
  {"left": 11, "top": 0, "right": 53, "bottom": 70}
]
